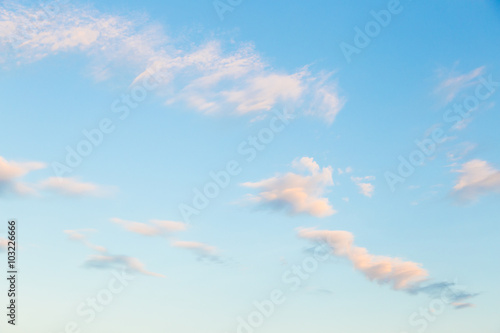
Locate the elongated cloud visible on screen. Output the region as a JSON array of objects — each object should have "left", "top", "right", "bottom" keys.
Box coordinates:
[
  {"left": 40, "top": 177, "right": 112, "bottom": 196},
  {"left": 85, "top": 254, "right": 165, "bottom": 278},
  {"left": 435, "top": 66, "right": 485, "bottom": 103},
  {"left": 0, "top": 156, "right": 45, "bottom": 195},
  {"left": 298, "top": 228, "right": 428, "bottom": 290},
  {"left": 171, "top": 241, "right": 217, "bottom": 257},
  {"left": 242, "top": 157, "right": 335, "bottom": 217},
  {"left": 0, "top": 2, "right": 345, "bottom": 122},
  {"left": 110, "top": 217, "right": 187, "bottom": 236},
  {"left": 298, "top": 228, "right": 478, "bottom": 308},
  {"left": 453, "top": 159, "right": 500, "bottom": 202},
  {"left": 65, "top": 229, "right": 164, "bottom": 277}
]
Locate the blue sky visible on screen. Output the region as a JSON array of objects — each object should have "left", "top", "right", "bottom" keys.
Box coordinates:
[{"left": 1, "top": 0, "right": 500, "bottom": 332}]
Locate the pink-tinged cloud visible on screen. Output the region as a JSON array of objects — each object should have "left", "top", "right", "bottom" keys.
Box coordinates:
[
  {"left": 85, "top": 254, "right": 165, "bottom": 278},
  {"left": 351, "top": 176, "right": 375, "bottom": 198},
  {"left": 0, "top": 238, "right": 8, "bottom": 252},
  {"left": 453, "top": 159, "right": 500, "bottom": 202},
  {"left": 0, "top": 156, "right": 45, "bottom": 195},
  {"left": 40, "top": 177, "right": 112, "bottom": 197},
  {"left": 111, "top": 218, "right": 188, "bottom": 236},
  {"left": 242, "top": 157, "right": 336, "bottom": 217},
  {"left": 171, "top": 241, "right": 218, "bottom": 257},
  {"left": 298, "top": 228, "right": 429, "bottom": 290}
]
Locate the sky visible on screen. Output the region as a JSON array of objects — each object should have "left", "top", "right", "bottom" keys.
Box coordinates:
[{"left": 0, "top": 0, "right": 500, "bottom": 332}]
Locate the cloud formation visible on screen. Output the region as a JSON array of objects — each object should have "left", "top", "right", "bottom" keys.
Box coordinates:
[
  {"left": 65, "top": 229, "right": 164, "bottom": 277},
  {"left": 111, "top": 217, "right": 220, "bottom": 261},
  {"left": 298, "top": 228, "right": 428, "bottom": 290},
  {"left": 40, "top": 177, "right": 111, "bottom": 196},
  {"left": 111, "top": 217, "right": 187, "bottom": 236},
  {"left": 0, "top": 156, "right": 45, "bottom": 195},
  {"left": 453, "top": 159, "right": 500, "bottom": 202},
  {"left": 351, "top": 176, "right": 375, "bottom": 198},
  {"left": 298, "top": 228, "right": 478, "bottom": 308},
  {"left": 0, "top": 3, "right": 345, "bottom": 123},
  {"left": 435, "top": 66, "right": 485, "bottom": 103},
  {"left": 242, "top": 157, "right": 335, "bottom": 217}
]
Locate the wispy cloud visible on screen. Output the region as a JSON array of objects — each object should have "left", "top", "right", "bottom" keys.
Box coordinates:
[
  {"left": 435, "top": 66, "right": 485, "bottom": 103},
  {"left": 0, "top": 156, "right": 45, "bottom": 196},
  {"left": 351, "top": 176, "right": 375, "bottom": 198},
  {"left": 111, "top": 217, "right": 187, "bottom": 236},
  {"left": 40, "top": 177, "right": 113, "bottom": 197},
  {"left": 65, "top": 229, "right": 164, "bottom": 277},
  {"left": 0, "top": 3, "right": 345, "bottom": 123},
  {"left": 452, "top": 159, "right": 500, "bottom": 202},
  {"left": 110, "top": 217, "right": 221, "bottom": 262},
  {"left": 242, "top": 157, "right": 336, "bottom": 217}
]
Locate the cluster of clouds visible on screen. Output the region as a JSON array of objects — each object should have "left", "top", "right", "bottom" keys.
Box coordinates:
[
  {"left": 111, "top": 217, "right": 220, "bottom": 261},
  {"left": 0, "top": 155, "right": 110, "bottom": 197},
  {"left": 298, "top": 228, "right": 478, "bottom": 308},
  {"left": 241, "top": 157, "right": 376, "bottom": 217},
  {"left": 0, "top": 2, "right": 345, "bottom": 123},
  {"left": 65, "top": 217, "right": 221, "bottom": 277}
]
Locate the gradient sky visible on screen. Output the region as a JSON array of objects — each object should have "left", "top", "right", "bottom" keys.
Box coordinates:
[{"left": 1, "top": 0, "right": 500, "bottom": 332}]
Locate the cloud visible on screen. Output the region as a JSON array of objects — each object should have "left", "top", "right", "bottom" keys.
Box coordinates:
[
  {"left": 435, "top": 66, "right": 485, "bottom": 103},
  {"left": 111, "top": 218, "right": 221, "bottom": 262},
  {"left": 351, "top": 176, "right": 375, "bottom": 198},
  {"left": 0, "top": 3, "right": 345, "bottom": 123},
  {"left": 0, "top": 238, "right": 8, "bottom": 252},
  {"left": 40, "top": 177, "right": 112, "bottom": 196},
  {"left": 452, "top": 159, "right": 500, "bottom": 202},
  {"left": 110, "top": 217, "right": 187, "bottom": 236},
  {"left": 84, "top": 254, "right": 165, "bottom": 278},
  {"left": 171, "top": 241, "right": 219, "bottom": 259},
  {"left": 65, "top": 229, "right": 164, "bottom": 277},
  {"left": 298, "top": 228, "right": 428, "bottom": 290},
  {"left": 242, "top": 157, "right": 335, "bottom": 217},
  {"left": 0, "top": 156, "right": 45, "bottom": 195},
  {"left": 298, "top": 228, "right": 478, "bottom": 309}
]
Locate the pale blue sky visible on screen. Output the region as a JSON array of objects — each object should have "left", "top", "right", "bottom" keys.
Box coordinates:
[{"left": 1, "top": 0, "right": 500, "bottom": 332}]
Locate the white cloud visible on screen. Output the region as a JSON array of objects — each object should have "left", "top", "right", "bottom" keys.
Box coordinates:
[
  {"left": 0, "top": 3, "right": 346, "bottom": 123},
  {"left": 242, "top": 157, "right": 335, "bottom": 217},
  {"left": 298, "top": 228, "right": 428, "bottom": 290},
  {"left": 40, "top": 177, "right": 111, "bottom": 196},
  {"left": 453, "top": 159, "right": 500, "bottom": 202},
  {"left": 435, "top": 66, "right": 485, "bottom": 103},
  {"left": 65, "top": 229, "right": 164, "bottom": 277},
  {"left": 351, "top": 176, "right": 375, "bottom": 198},
  {"left": 85, "top": 254, "right": 165, "bottom": 278},
  {"left": 171, "top": 241, "right": 218, "bottom": 257},
  {"left": 0, "top": 156, "right": 45, "bottom": 195},
  {"left": 111, "top": 217, "right": 187, "bottom": 236}
]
